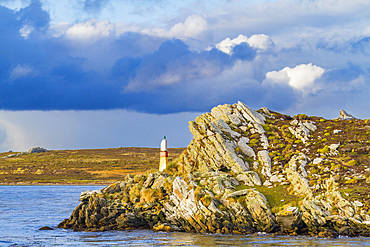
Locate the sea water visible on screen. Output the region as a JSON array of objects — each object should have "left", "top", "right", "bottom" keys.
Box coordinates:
[{"left": 0, "top": 186, "right": 369, "bottom": 246}]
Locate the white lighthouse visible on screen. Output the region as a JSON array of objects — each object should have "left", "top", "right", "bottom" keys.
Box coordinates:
[{"left": 159, "top": 136, "right": 168, "bottom": 172}]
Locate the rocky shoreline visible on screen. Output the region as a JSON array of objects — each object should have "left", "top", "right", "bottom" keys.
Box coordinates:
[{"left": 59, "top": 101, "right": 370, "bottom": 238}]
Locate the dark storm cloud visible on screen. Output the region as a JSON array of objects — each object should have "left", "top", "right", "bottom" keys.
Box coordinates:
[
  {"left": 1, "top": 1, "right": 369, "bottom": 116},
  {"left": 0, "top": 1, "right": 268, "bottom": 114}
]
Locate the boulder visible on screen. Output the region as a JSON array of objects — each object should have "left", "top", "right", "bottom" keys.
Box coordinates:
[
  {"left": 39, "top": 226, "right": 53, "bottom": 230},
  {"left": 153, "top": 222, "right": 182, "bottom": 232},
  {"left": 243, "top": 189, "right": 277, "bottom": 232},
  {"left": 276, "top": 206, "right": 304, "bottom": 234}
]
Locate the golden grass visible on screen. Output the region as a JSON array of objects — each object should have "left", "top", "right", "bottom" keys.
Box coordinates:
[{"left": 0, "top": 147, "right": 184, "bottom": 185}]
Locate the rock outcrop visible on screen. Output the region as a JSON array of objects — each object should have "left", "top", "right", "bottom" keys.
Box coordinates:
[
  {"left": 59, "top": 102, "right": 370, "bottom": 238},
  {"left": 339, "top": 110, "right": 355, "bottom": 120},
  {"left": 2, "top": 147, "right": 48, "bottom": 159}
]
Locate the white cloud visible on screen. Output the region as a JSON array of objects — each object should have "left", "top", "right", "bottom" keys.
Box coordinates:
[
  {"left": 9, "top": 64, "right": 34, "bottom": 81},
  {"left": 214, "top": 34, "right": 274, "bottom": 55},
  {"left": 143, "top": 15, "right": 208, "bottom": 40},
  {"left": 48, "top": 22, "right": 71, "bottom": 37},
  {"left": 168, "top": 15, "right": 208, "bottom": 38},
  {"left": 247, "top": 34, "right": 274, "bottom": 50},
  {"left": 65, "top": 18, "right": 114, "bottom": 41},
  {"left": 215, "top": 34, "right": 248, "bottom": 55},
  {"left": 55, "top": 18, "right": 136, "bottom": 42},
  {"left": 19, "top": 25, "right": 34, "bottom": 38},
  {"left": 265, "top": 63, "right": 325, "bottom": 91}
]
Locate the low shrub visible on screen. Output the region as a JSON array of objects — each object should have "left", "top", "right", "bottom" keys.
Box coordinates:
[
  {"left": 347, "top": 160, "right": 358, "bottom": 166},
  {"left": 318, "top": 145, "right": 329, "bottom": 154}
]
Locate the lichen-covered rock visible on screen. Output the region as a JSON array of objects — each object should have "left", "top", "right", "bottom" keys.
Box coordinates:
[
  {"left": 179, "top": 102, "right": 270, "bottom": 175},
  {"left": 339, "top": 110, "right": 355, "bottom": 120},
  {"left": 258, "top": 150, "right": 272, "bottom": 178},
  {"left": 59, "top": 101, "right": 370, "bottom": 238},
  {"left": 243, "top": 189, "right": 277, "bottom": 232},
  {"left": 236, "top": 171, "right": 262, "bottom": 186},
  {"left": 301, "top": 199, "right": 329, "bottom": 232},
  {"left": 285, "top": 154, "right": 312, "bottom": 197}
]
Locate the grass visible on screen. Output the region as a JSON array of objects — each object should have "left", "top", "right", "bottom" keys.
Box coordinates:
[
  {"left": 234, "top": 183, "right": 302, "bottom": 213},
  {"left": 255, "top": 185, "right": 302, "bottom": 213},
  {"left": 0, "top": 147, "right": 184, "bottom": 185},
  {"left": 340, "top": 183, "right": 370, "bottom": 211}
]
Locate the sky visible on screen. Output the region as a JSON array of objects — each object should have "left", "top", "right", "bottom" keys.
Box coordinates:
[{"left": 0, "top": 0, "right": 370, "bottom": 152}]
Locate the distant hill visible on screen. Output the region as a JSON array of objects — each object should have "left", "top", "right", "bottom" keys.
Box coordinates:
[{"left": 0, "top": 147, "right": 184, "bottom": 185}]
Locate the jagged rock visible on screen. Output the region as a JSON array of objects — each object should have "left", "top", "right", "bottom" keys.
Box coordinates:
[
  {"left": 276, "top": 206, "right": 304, "bottom": 234},
  {"left": 288, "top": 121, "right": 313, "bottom": 144},
  {"left": 153, "top": 222, "right": 182, "bottom": 232},
  {"left": 339, "top": 110, "right": 355, "bottom": 120},
  {"left": 270, "top": 174, "right": 285, "bottom": 183},
  {"left": 236, "top": 171, "right": 262, "bottom": 186},
  {"left": 263, "top": 180, "right": 272, "bottom": 187},
  {"left": 101, "top": 181, "right": 124, "bottom": 194},
  {"left": 329, "top": 143, "right": 340, "bottom": 156},
  {"left": 237, "top": 137, "right": 255, "bottom": 158},
  {"left": 181, "top": 102, "right": 270, "bottom": 174},
  {"left": 151, "top": 175, "right": 169, "bottom": 190},
  {"left": 59, "top": 101, "right": 370, "bottom": 237},
  {"left": 144, "top": 173, "right": 157, "bottom": 188},
  {"left": 225, "top": 189, "right": 254, "bottom": 198},
  {"left": 313, "top": 158, "right": 323, "bottom": 165},
  {"left": 354, "top": 201, "right": 364, "bottom": 207},
  {"left": 80, "top": 190, "right": 102, "bottom": 201},
  {"left": 301, "top": 199, "right": 329, "bottom": 231},
  {"left": 116, "top": 213, "right": 148, "bottom": 229},
  {"left": 258, "top": 150, "right": 272, "bottom": 178},
  {"left": 260, "top": 107, "right": 271, "bottom": 116},
  {"left": 243, "top": 189, "right": 277, "bottom": 232},
  {"left": 285, "top": 154, "right": 311, "bottom": 197},
  {"left": 237, "top": 101, "right": 266, "bottom": 125},
  {"left": 333, "top": 129, "right": 342, "bottom": 134},
  {"left": 302, "top": 121, "right": 317, "bottom": 132}
]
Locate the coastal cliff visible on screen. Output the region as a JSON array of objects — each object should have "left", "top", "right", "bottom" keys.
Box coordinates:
[{"left": 58, "top": 101, "right": 370, "bottom": 237}]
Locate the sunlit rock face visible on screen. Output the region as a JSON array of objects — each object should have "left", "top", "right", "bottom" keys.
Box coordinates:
[{"left": 59, "top": 101, "right": 370, "bottom": 238}]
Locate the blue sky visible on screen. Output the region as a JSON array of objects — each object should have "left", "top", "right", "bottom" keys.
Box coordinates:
[{"left": 0, "top": 0, "right": 370, "bottom": 151}]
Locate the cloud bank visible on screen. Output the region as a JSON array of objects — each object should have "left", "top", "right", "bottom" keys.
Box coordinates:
[{"left": 0, "top": 0, "right": 370, "bottom": 151}]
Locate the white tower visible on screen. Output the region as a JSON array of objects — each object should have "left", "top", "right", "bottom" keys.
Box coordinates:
[{"left": 159, "top": 136, "right": 168, "bottom": 172}]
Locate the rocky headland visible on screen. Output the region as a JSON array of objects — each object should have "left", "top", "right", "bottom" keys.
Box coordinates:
[{"left": 58, "top": 101, "right": 370, "bottom": 238}]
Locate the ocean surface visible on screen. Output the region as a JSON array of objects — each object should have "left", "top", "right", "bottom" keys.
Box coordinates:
[{"left": 0, "top": 186, "right": 369, "bottom": 247}]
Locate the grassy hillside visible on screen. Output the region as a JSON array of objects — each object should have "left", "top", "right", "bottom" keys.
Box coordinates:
[{"left": 0, "top": 147, "right": 185, "bottom": 185}]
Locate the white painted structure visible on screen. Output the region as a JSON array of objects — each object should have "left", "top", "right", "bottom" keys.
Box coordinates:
[{"left": 159, "top": 136, "right": 168, "bottom": 172}]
